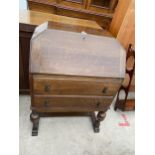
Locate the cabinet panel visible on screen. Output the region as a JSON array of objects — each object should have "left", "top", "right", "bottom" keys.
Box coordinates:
[
  {"left": 87, "top": 0, "right": 118, "bottom": 13},
  {"left": 19, "top": 31, "right": 34, "bottom": 94},
  {"left": 58, "top": 0, "right": 85, "bottom": 9},
  {"left": 28, "top": 0, "right": 115, "bottom": 29},
  {"left": 57, "top": 7, "right": 112, "bottom": 29},
  {"left": 28, "top": 1, "right": 57, "bottom": 14},
  {"left": 63, "top": 0, "right": 83, "bottom": 3},
  {"left": 19, "top": 39, "right": 25, "bottom": 90},
  {"left": 91, "top": 0, "right": 111, "bottom": 8}
]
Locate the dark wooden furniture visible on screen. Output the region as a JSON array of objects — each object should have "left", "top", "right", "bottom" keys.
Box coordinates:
[
  {"left": 114, "top": 44, "right": 135, "bottom": 111},
  {"left": 19, "top": 24, "right": 35, "bottom": 94},
  {"left": 29, "top": 22, "right": 125, "bottom": 136},
  {"left": 20, "top": 10, "right": 111, "bottom": 94},
  {"left": 27, "top": 0, "right": 118, "bottom": 29}
]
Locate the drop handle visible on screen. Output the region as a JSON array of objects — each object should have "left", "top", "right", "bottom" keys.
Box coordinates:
[
  {"left": 44, "top": 100, "right": 50, "bottom": 107},
  {"left": 102, "top": 87, "right": 108, "bottom": 94},
  {"left": 44, "top": 84, "right": 51, "bottom": 92}
]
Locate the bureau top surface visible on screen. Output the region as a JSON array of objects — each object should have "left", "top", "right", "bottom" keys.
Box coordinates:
[{"left": 30, "top": 27, "right": 126, "bottom": 78}]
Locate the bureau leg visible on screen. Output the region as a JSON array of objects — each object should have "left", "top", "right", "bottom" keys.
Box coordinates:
[
  {"left": 30, "top": 112, "right": 40, "bottom": 136},
  {"left": 91, "top": 111, "right": 106, "bottom": 133}
]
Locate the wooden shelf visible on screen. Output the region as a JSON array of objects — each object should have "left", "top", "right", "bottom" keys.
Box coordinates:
[{"left": 28, "top": 0, "right": 117, "bottom": 29}]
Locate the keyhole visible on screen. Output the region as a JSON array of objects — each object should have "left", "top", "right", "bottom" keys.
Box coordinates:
[
  {"left": 102, "top": 87, "right": 108, "bottom": 93},
  {"left": 96, "top": 102, "right": 100, "bottom": 108}
]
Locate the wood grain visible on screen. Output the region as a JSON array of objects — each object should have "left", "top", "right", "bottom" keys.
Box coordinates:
[
  {"left": 109, "top": 0, "right": 131, "bottom": 37},
  {"left": 19, "top": 10, "right": 110, "bottom": 94},
  {"left": 47, "top": 21, "right": 112, "bottom": 36},
  {"left": 19, "top": 10, "right": 102, "bottom": 30},
  {"left": 109, "top": 0, "right": 135, "bottom": 93},
  {"left": 30, "top": 23, "right": 126, "bottom": 78},
  {"left": 33, "top": 75, "right": 122, "bottom": 96},
  {"left": 25, "top": 9, "right": 125, "bottom": 135},
  {"left": 32, "top": 95, "right": 113, "bottom": 112},
  {"left": 19, "top": 31, "right": 34, "bottom": 93},
  {"left": 27, "top": 0, "right": 114, "bottom": 29},
  {"left": 117, "top": 0, "right": 135, "bottom": 49}
]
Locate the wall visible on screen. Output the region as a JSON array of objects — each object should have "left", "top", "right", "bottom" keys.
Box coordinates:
[{"left": 19, "top": 0, "right": 27, "bottom": 9}]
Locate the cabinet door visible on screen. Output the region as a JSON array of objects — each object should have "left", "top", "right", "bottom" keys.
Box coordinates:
[
  {"left": 86, "top": 0, "right": 118, "bottom": 13},
  {"left": 91, "top": 0, "right": 111, "bottom": 8},
  {"left": 58, "top": 0, "right": 86, "bottom": 9}
]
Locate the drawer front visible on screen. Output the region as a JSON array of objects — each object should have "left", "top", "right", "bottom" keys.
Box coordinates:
[
  {"left": 32, "top": 95, "right": 113, "bottom": 112},
  {"left": 33, "top": 76, "right": 121, "bottom": 96}
]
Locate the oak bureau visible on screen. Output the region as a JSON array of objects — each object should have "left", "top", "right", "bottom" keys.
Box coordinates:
[{"left": 29, "top": 21, "right": 126, "bottom": 136}]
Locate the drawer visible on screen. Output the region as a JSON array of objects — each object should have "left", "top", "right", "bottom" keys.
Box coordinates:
[
  {"left": 33, "top": 75, "right": 121, "bottom": 96},
  {"left": 32, "top": 95, "right": 113, "bottom": 112}
]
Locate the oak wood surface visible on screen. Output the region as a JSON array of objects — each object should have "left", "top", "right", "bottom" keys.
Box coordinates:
[
  {"left": 28, "top": 11, "right": 125, "bottom": 134},
  {"left": 20, "top": 10, "right": 102, "bottom": 30},
  {"left": 32, "top": 95, "right": 113, "bottom": 112},
  {"left": 33, "top": 74, "right": 121, "bottom": 96},
  {"left": 20, "top": 9, "right": 126, "bottom": 134},
  {"left": 19, "top": 10, "right": 110, "bottom": 94},
  {"left": 27, "top": 0, "right": 114, "bottom": 29},
  {"left": 115, "top": 99, "right": 135, "bottom": 111},
  {"left": 28, "top": 0, "right": 115, "bottom": 15},
  {"left": 109, "top": 0, "right": 131, "bottom": 37},
  {"left": 117, "top": 0, "right": 135, "bottom": 50},
  {"left": 109, "top": 0, "right": 135, "bottom": 93},
  {"left": 124, "top": 99, "right": 135, "bottom": 111},
  {"left": 55, "top": 7, "right": 112, "bottom": 29},
  {"left": 30, "top": 23, "right": 126, "bottom": 78},
  {"left": 47, "top": 21, "right": 112, "bottom": 36}
]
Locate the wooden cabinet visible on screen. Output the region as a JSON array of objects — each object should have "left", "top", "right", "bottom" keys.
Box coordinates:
[
  {"left": 29, "top": 21, "right": 125, "bottom": 136},
  {"left": 59, "top": 0, "right": 85, "bottom": 9},
  {"left": 88, "top": 0, "right": 118, "bottom": 12},
  {"left": 28, "top": 0, "right": 118, "bottom": 29},
  {"left": 19, "top": 25, "right": 35, "bottom": 94},
  {"left": 19, "top": 10, "right": 111, "bottom": 94}
]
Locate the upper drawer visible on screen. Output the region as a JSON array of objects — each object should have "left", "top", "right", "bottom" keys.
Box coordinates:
[{"left": 32, "top": 75, "right": 122, "bottom": 96}]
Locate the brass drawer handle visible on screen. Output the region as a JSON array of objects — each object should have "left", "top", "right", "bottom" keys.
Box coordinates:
[
  {"left": 44, "top": 100, "right": 50, "bottom": 107},
  {"left": 102, "top": 87, "right": 108, "bottom": 94},
  {"left": 44, "top": 84, "right": 51, "bottom": 92}
]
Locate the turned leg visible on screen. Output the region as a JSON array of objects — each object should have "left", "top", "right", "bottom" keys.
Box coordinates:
[
  {"left": 30, "top": 112, "right": 40, "bottom": 136},
  {"left": 91, "top": 111, "right": 106, "bottom": 133},
  {"left": 114, "top": 99, "right": 118, "bottom": 111}
]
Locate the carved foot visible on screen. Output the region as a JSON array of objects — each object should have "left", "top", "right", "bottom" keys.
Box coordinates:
[
  {"left": 30, "top": 112, "right": 40, "bottom": 136},
  {"left": 91, "top": 111, "right": 106, "bottom": 133}
]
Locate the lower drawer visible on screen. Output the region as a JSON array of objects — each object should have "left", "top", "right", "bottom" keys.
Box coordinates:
[{"left": 32, "top": 95, "right": 113, "bottom": 112}]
